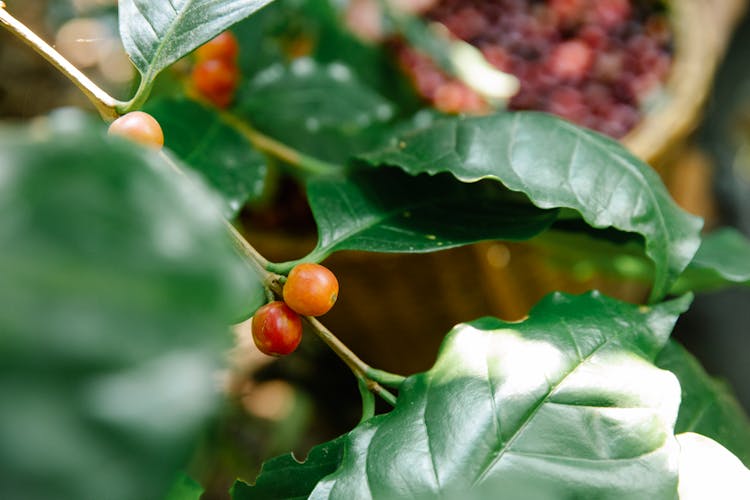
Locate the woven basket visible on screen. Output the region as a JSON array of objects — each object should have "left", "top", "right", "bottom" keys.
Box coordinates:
[
  {"left": 625, "top": 0, "right": 746, "bottom": 167},
  {"left": 245, "top": 0, "right": 746, "bottom": 374}
]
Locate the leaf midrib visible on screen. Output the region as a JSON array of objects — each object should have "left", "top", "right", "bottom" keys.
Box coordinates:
[
  {"left": 137, "top": 0, "right": 190, "bottom": 84},
  {"left": 471, "top": 337, "right": 611, "bottom": 486}
]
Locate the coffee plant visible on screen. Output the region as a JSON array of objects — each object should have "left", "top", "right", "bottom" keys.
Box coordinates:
[{"left": 1, "top": 1, "right": 749, "bottom": 499}]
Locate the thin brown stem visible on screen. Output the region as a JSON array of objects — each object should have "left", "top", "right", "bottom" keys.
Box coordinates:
[
  {"left": 303, "top": 316, "right": 371, "bottom": 377},
  {"left": 226, "top": 222, "right": 270, "bottom": 269},
  {"left": 0, "top": 6, "right": 124, "bottom": 120}
]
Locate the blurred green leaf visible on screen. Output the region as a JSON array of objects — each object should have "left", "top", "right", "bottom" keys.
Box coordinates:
[
  {"left": 238, "top": 59, "right": 395, "bottom": 164},
  {"left": 272, "top": 168, "right": 557, "bottom": 270},
  {"left": 233, "top": 292, "right": 692, "bottom": 499},
  {"left": 361, "top": 112, "right": 704, "bottom": 302},
  {"left": 657, "top": 341, "right": 750, "bottom": 467},
  {"left": 119, "top": 0, "right": 276, "bottom": 95},
  {"left": 164, "top": 473, "right": 204, "bottom": 500},
  {"left": 529, "top": 227, "right": 750, "bottom": 296},
  {"left": 233, "top": 0, "right": 292, "bottom": 78},
  {"left": 671, "top": 228, "right": 750, "bottom": 294},
  {"left": 0, "top": 119, "right": 261, "bottom": 500},
  {"left": 145, "top": 97, "right": 268, "bottom": 218}
]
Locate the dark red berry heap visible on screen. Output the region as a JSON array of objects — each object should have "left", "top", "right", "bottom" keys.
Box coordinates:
[{"left": 398, "top": 0, "right": 673, "bottom": 138}]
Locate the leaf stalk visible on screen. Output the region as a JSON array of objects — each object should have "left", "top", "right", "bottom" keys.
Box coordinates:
[{"left": 219, "top": 112, "right": 342, "bottom": 176}]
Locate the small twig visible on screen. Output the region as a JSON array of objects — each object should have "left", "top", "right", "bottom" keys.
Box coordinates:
[
  {"left": 226, "top": 222, "right": 271, "bottom": 269},
  {"left": 303, "top": 316, "right": 370, "bottom": 377},
  {"left": 302, "top": 318, "right": 399, "bottom": 405},
  {"left": 0, "top": 6, "right": 125, "bottom": 120}
]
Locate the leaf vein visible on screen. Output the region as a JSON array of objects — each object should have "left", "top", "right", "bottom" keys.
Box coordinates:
[{"left": 471, "top": 338, "right": 611, "bottom": 486}]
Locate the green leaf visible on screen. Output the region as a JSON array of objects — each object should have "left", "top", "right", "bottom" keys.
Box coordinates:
[
  {"left": 514, "top": 227, "right": 750, "bottom": 296},
  {"left": 672, "top": 228, "right": 750, "bottom": 294},
  {"left": 232, "top": 437, "right": 345, "bottom": 499},
  {"left": 0, "top": 119, "right": 261, "bottom": 500},
  {"left": 241, "top": 293, "right": 691, "bottom": 499},
  {"left": 238, "top": 59, "right": 395, "bottom": 164},
  {"left": 656, "top": 341, "right": 750, "bottom": 467},
  {"left": 360, "top": 112, "right": 704, "bottom": 302},
  {"left": 145, "top": 97, "right": 268, "bottom": 218},
  {"left": 272, "top": 168, "right": 557, "bottom": 270},
  {"left": 118, "top": 0, "right": 275, "bottom": 92}
]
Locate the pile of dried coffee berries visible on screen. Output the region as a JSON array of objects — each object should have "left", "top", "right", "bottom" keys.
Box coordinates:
[{"left": 397, "top": 0, "right": 673, "bottom": 138}]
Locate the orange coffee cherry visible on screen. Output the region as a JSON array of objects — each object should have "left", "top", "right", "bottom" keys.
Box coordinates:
[
  {"left": 195, "top": 31, "right": 239, "bottom": 63},
  {"left": 107, "top": 111, "right": 164, "bottom": 149},
  {"left": 192, "top": 58, "right": 239, "bottom": 108},
  {"left": 283, "top": 263, "right": 339, "bottom": 317}
]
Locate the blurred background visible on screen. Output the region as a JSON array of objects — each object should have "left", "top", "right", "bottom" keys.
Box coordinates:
[{"left": 2, "top": 0, "right": 749, "bottom": 495}]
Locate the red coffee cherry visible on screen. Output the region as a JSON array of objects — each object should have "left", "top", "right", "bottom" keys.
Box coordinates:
[
  {"left": 251, "top": 301, "right": 303, "bottom": 356},
  {"left": 107, "top": 111, "right": 164, "bottom": 149},
  {"left": 192, "top": 58, "right": 239, "bottom": 108},
  {"left": 195, "top": 31, "right": 239, "bottom": 63},
  {"left": 283, "top": 263, "right": 339, "bottom": 317}
]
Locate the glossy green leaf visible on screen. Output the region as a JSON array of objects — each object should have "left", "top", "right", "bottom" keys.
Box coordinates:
[
  {"left": 145, "top": 97, "right": 268, "bottom": 218},
  {"left": 672, "top": 228, "right": 750, "bottom": 294},
  {"left": 239, "top": 293, "right": 691, "bottom": 499},
  {"left": 232, "top": 437, "right": 345, "bottom": 499},
  {"left": 271, "top": 168, "right": 557, "bottom": 270},
  {"left": 119, "top": 0, "right": 275, "bottom": 89},
  {"left": 657, "top": 341, "right": 750, "bottom": 466},
  {"left": 0, "top": 119, "right": 261, "bottom": 500},
  {"left": 238, "top": 59, "right": 395, "bottom": 164},
  {"left": 360, "top": 112, "right": 704, "bottom": 301}
]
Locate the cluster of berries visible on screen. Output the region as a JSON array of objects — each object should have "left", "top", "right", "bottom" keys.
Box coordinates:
[
  {"left": 399, "top": 0, "right": 673, "bottom": 138},
  {"left": 191, "top": 31, "right": 241, "bottom": 108},
  {"left": 252, "top": 263, "right": 340, "bottom": 357}
]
